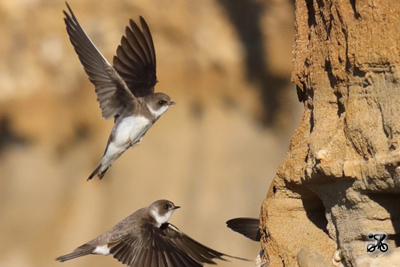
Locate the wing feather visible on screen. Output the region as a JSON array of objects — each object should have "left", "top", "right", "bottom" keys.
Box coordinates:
[
  {"left": 108, "top": 224, "right": 202, "bottom": 267},
  {"left": 129, "top": 19, "right": 152, "bottom": 63},
  {"left": 113, "top": 17, "right": 157, "bottom": 97},
  {"left": 226, "top": 218, "right": 261, "bottom": 241},
  {"left": 140, "top": 17, "right": 156, "bottom": 68},
  {"left": 164, "top": 224, "right": 250, "bottom": 263},
  {"left": 63, "top": 2, "right": 135, "bottom": 120}
]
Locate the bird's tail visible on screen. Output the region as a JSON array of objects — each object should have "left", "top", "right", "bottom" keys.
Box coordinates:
[
  {"left": 87, "top": 162, "right": 109, "bottom": 181},
  {"left": 56, "top": 244, "right": 94, "bottom": 262}
]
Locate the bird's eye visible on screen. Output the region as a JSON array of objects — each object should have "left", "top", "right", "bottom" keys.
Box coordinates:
[
  {"left": 159, "top": 100, "right": 165, "bottom": 105},
  {"left": 164, "top": 204, "right": 169, "bottom": 209}
]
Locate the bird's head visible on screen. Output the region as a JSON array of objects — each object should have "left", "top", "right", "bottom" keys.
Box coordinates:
[
  {"left": 146, "top": 93, "right": 175, "bottom": 118},
  {"left": 149, "top": 199, "right": 180, "bottom": 227}
]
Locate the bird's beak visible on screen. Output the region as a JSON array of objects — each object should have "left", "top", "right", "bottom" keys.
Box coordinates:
[
  {"left": 169, "top": 101, "right": 176, "bottom": 106},
  {"left": 173, "top": 206, "right": 181, "bottom": 210}
]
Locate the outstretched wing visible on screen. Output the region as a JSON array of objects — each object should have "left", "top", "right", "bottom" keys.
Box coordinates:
[
  {"left": 108, "top": 223, "right": 202, "bottom": 267},
  {"left": 163, "top": 224, "right": 249, "bottom": 263},
  {"left": 63, "top": 2, "right": 135, "bottom": 120},
  {"left": 113, "top": 17, "right": 157, "bottom": 98},
  {"left": 226, "top": 217, "right": 261, "bottom": 241}
]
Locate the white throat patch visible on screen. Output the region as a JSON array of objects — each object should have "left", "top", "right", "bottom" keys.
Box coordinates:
[
  {"left": 148, "top": 104, "right": 169, "bottom": 118},
  {"left": 150, "top": 208, "right": 174, "bottom": 227}
]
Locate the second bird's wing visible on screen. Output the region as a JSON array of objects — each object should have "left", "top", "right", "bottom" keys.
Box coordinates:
[
  {"left": 164, "top": 223, "right": 249, "bottom": 263},
  {"left": 107, "top": 223, "right": 202, "bottom": 267}
]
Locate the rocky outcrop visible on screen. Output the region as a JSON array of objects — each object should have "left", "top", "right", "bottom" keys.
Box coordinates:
[{"left": 261, "top": 1, "right": 400, "bottom": 266}]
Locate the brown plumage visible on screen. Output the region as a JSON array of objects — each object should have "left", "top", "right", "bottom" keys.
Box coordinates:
[
  {"left": 63, "top": 2, "right": 175, "bottom": 180},
  {"left": 56, "top": 200, "right": 248, "bottom": 266}
]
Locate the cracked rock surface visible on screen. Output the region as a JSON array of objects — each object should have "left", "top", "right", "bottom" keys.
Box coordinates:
[{"left": 261, "top": 1, "right": 400, "bottom": 266}]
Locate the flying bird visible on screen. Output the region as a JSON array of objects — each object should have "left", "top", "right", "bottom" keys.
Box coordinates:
[
  {"left": 56, "top": 199, "right": 247, "bottom": 267},
  {"left": 63, "top": 3, "right": 175, "bottom": 180}
]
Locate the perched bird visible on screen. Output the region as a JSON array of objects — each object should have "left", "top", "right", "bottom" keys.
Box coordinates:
[
  {"left": 226, "top": 218, "right": 261, "bottom": 242},
  {"left": 56, "top": 199, "right": 247, "bottom": 267},
  {"left": 63, "top": 3, "right": 175, "bottom": 180}
]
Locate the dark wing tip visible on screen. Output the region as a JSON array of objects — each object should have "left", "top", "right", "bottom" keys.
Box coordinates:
[
  {"left": 129, "top": 18, "right": 138, "bottom": 30},
  {"left": 139, "top": 16, "right": 147, "bottom": 28},
  {"left": 64, "top": 2, "right": 73, "bottom": 16},
  {"left": 124, "top": 26, "right": 130, "bottom": 39},
  {"left": 166, "top": 223, "right": 244, "bottom": 264},
  {"left": 63, "top": 2, "right": 78, "bottom": 24},
  {"left": 226, "top": 217, "right": 261, "bottom": 242}
]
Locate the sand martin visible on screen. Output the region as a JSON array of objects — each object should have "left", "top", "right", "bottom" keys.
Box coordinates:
[
  {"left": 226, "top": 218, "right": 261, "bottom": 242},
  {"left": 63, "top": 3, "right": 175, "bottom": 180},
  {"left": 56, "top": 199, "right": 247, "bottom": 267}
]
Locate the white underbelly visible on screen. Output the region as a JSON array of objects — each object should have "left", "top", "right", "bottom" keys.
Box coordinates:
[
  {"left": 114, "top": 116, "right": 150, "bottom": 146},
  {"left": 100, "top": 116, "right": 151, "bottom": 168}
]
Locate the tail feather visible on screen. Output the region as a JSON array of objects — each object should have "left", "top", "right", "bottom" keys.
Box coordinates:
[
  {"left": 98, "top": 167, "right": 109, "bottom": 180},
  {"left": 56, "top": 245, "right": 94, "bottom": 262},
  {"left": 87, "top": 139, "right": 125, "bottom": 181},
  {"left": 87, "top": 163, "right": 109, "bottom": 181}
]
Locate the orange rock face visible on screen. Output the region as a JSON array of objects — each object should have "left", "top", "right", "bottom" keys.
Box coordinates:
[{"left": 262, "top": 1, "right": 400, "bottom": 266}]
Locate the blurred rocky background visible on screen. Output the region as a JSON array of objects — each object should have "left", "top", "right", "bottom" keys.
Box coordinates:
[{"left": 0, "top": 0, "right": 299, "bottom": 266}]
